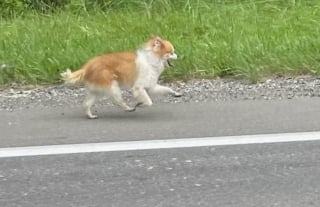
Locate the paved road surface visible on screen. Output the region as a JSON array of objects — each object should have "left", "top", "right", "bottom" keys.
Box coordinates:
[
  {"left": 1, "top": 99, "right": 320, "bottom": 206},
  {"left": 1, "top": 99, "right": 320, "bottom": 147}
]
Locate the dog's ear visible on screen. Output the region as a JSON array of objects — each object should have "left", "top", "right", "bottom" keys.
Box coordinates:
[
  {"left": 152, "top": 36, "right": 163, "bottom": 49},
  {"left": 154, "top": 38, "right": 161, "bottom": 47},
  {"left": 146, "top": 35, "right": 163, "bottom": 50}
]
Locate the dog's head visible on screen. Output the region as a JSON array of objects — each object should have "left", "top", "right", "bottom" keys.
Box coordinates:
[{"left": 146, "top": 36, "right": 177, "bottom": 67}]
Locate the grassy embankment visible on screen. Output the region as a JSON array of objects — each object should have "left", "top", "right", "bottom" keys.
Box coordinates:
[{"left": 1, "top": 0, "right": 320, "bottom": 84}]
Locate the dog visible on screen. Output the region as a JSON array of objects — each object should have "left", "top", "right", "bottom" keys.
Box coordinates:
[{"left": 61, "top": 36, "right": 182, "bottom": 119}]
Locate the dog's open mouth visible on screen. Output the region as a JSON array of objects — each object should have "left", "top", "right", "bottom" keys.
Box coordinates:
[{"left": 167, "top": 59, "right": 174, "bottom": 67}]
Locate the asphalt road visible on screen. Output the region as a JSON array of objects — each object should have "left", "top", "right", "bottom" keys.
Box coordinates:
[
  {"left": 1, "top": 99, "right": 320, "bottom": 147},
  {"left": 1, "top": 141, "right": 320, "bottom": 207},
  {"left": 1, "top": 99, "right": 320, "bottom": 206}
]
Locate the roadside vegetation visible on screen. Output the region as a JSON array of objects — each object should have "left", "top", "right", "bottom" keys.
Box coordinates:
[{"left": 1, "top": 0, "right": 320, "bottom": 84}]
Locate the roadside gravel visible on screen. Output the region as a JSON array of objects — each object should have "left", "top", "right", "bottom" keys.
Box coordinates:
[{"left": 1, "top": 77, "right": 320, "bottom": 111}]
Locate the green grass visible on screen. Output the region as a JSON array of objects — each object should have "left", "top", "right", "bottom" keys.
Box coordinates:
[{"left": 1, "top": 0, "right": 320, "bottom": 84}]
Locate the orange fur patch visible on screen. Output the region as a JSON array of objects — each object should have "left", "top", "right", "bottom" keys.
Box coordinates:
[
  {"left": 83, "top": 52, "right": 137, "bottom": 88},
  {"left": 156, "top": 40, "right": 175, "bottom": 57}
]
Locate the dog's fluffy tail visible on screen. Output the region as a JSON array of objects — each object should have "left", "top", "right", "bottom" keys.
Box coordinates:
[{"left": 61, "top": 68, "right": 85, "bottom": 84}]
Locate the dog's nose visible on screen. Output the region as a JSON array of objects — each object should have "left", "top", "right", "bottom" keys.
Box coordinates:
[{"left": 170, "top": 53, "right": 178, "bottom": 59}]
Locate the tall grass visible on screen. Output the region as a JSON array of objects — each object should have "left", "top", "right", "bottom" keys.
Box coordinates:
[{"left": 1, "top": 0, "right": 320, "bottom": 84}]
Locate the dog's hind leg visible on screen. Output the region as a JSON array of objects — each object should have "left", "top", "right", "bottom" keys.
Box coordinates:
[
  {"left": 83, "top": 91, "right": 98, "bottom": 119},
  {"left": 110, "top": 81, "right": 135, "bottom": 112},
  {"left": 133, "top": 86, "right": 153, "bottom": 107}
]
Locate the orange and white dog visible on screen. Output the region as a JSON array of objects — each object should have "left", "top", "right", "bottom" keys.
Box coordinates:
[{"left": 61, "top": 36, "right": 181, "bottom": 119}]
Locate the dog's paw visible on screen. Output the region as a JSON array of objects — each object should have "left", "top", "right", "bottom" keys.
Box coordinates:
[
  {"left": 125, "top": 107, "right": 136, "bottom": 112},
  {"left": 87, "top": 114, "right": 99, "bottom": 119},
  {"left": 135, "top": 102, "right": 144, "bottom": 108},
  {"left": 135, "top": 102, "right": 152, "bottom": 108},
  {"left": 172, "top": 92, "right": 182, "bottom": 97}
]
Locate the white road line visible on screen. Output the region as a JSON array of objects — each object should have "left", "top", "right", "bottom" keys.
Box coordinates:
[{"left": 1, "top": 131, "right": 320, "bottom": 158}]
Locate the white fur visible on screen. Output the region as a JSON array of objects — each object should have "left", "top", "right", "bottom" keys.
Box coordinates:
[
  {"left": 60, "top": 69, "right": 72, "bottom": 82},
  {"left": 84, "top": 81, "right": 135, "bottom": 118},
  {"left": 134, "top": 49, "right": 165, "bottom": 89},
  {"left": 83, "top": 91, "right": 98, "bottom": 119},
  {"left": 132, "top": 48, "right": 180, "bottom": 106},
  {"left": 149, "top": 85, "right": 175, "bottom": 95},
  {"left": 132, "top": 49, "right": 164, "bottom": 106},
  {"left": 169, "top": 53, "right": 177, "bottom": 59},
  {"left": 110, "top": 81, "right": 135, "bottom": 112}
]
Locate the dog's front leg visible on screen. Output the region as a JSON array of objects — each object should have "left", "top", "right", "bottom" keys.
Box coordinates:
[
  {"left": 133, "top": 86, "right": 153, "bottom": 107},
  {"left": 149, "top": 84, "right": 182, "bottom": 97}
]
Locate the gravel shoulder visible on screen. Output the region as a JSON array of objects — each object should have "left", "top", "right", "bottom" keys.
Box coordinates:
[{"left": 1, "top": 77, "right": 320, "bottom": 111}]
